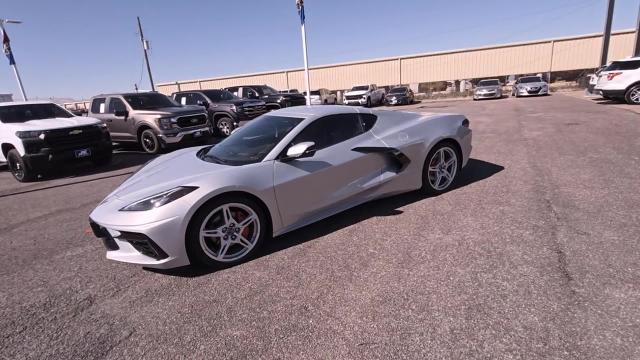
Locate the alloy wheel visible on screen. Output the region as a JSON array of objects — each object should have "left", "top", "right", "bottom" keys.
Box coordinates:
[
  {"left": 427, "top": 147, "right": 458, "bottom": 191},
  {"left": 141, "top": 131, "right": 158, "bottom": 153},
  {"left": 199, "top": 203, "right": 261, "bottom": 262},
  {"left": 218, "top": 120, "right": 232, "bottom": 136},
  {"left": 8, "top": 155, "right": 24, "bottom": 181},
  {"left": 629, "top": 87, "right": 640, "bottom": 104}
]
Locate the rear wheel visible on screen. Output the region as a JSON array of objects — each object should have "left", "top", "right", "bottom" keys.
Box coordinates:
[
  {"left": 625, "top": 84, "right": 640, "bottom": 105},
  {"left": 421, "top": 142, "right": 460, "bottom": 195},
  {"left": 216, "top": 116, "right": 234, "bottom": 137},
  {"left": 139, "top": 129, "right": 160, "bottom": 154},
  {"left": 7, "top": 149, "right": 35, "bottom": 182},
  {"left": 187, "top": 195, "right": 267, "bottom": 269}
]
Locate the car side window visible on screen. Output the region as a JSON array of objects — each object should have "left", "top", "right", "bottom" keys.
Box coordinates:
[
  {"left": 191, "top": 93, "right": 206, "bottom": 105},
  {"left": 359, "top": 113, "right": 377, "bottom": 132},
  {"left": 107, "top": 98, "right": 126, "bottom": 113},
  {"left": 91, "top": 98, "right": 106, "bottom": 114},
  {"left": 245, "top": 88, "right": 259, "bottom": 99},
  {"left": 174, "top": 93, "right": 187, "bottom": 105},
  {"left": 292, "top": 114, "right": 364, "bottom": 151},
  {"left": 226, "top": 87, "right": 239, "bottom": 96}
]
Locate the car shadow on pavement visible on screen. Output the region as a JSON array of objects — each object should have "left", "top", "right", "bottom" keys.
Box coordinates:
[
  {"left": 149, "top": 158, "right": 504, "bottom": 278},
  {"left": 35, "top": 151, "right": 156, "bottom": 181}
]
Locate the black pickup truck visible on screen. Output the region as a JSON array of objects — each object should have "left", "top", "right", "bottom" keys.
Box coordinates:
[
  {"left": 173, "top": 89, "right": 267, "bottom": 136},
  {"left": 223, "top": 85, "right": 306, "bottom": 110}
]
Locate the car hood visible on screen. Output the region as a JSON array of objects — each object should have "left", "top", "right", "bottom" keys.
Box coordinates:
[
  {"left": 4, "top": 116, "right": 101, "bottom": 131},
  {"left": 131, "top": 107, "right": 206, "bottom": 117},
  {"left": 264, "top": 93, "right": 305, "bottom": 99},
  {"left": 345, "top": 90, "right": 368, "bottom": 96},
  {"left": 388, "top": 93, "right": 408, "bottom": 97},
  {"left": 475, "top": 85, "right": 501, "bottom": 91},
  {"left": 110, "top": 147, "right": 232, "bottom": 203},
  {"left": 517, "top": 82, "right": 547, "bottom": 88}
]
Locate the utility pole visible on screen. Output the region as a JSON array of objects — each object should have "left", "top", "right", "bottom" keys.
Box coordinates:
[
  {"left": 0, "top": 19, "right": 27, "bottom": 101},
  {"left": 600, "top": 0, "right": 615, "bottom": 66},
  {"left": 137, "top": 16, "right": 155, "bottom": 92},
  {"left": 634, "top": 1, "right": 640, "bottom": 57}
]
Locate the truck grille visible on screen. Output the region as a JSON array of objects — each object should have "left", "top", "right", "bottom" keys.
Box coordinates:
[
  {"left": 345, "top": 95, "right": 363, "bottom": 100},
  {"left": 242, "top": 105, "right": 267, "bottom": 118},
  {"left": 44, "top": 126, "right": 104, "bottom": 150},
  {"left": 176, "top": 114, "right": 207, "bottom": 128}
]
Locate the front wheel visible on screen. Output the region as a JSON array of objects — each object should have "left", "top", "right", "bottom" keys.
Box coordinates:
[
  {"left": 216, "top": 116, "right": 235, "bottom": 137},
  {"left": 365, "top": 97, "right": 371, "bottom": 108},
  {"left": 7, "top": 149, "right": 35, "bottom": 182},
  {"left": 625, "top": 84, "right": 640, "bottom": 105},
  {"left": 187, "top": 195, "right": 267, "bottom": 269},
  {"left": 140, "top": 129, "right": 161, "bottom": 154},
  {"left": 421, "top": 142, "right": 460, "bottom": 195}
]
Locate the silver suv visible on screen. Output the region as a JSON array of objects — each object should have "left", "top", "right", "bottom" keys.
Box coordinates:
[{"left": 88, "top": 92, "right": 211, "bottom": 154}]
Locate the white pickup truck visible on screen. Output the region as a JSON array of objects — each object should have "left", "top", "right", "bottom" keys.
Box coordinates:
[
  {"left": 0, "top": 101, "right": 113, "bottom": 182},
  {"left": 343, "top": 84, "right": 386, "bottom": 107}
]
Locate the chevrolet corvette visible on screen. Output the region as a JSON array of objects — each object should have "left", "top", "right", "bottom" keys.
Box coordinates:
[{"left": 89, "top": 106, "right": 472, "bottom": 269}]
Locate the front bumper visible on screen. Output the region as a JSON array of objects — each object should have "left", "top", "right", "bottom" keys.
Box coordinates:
[
  {"left": 384, "top": 97, "right": 410, "bottom": 105},
  {"left": 473, "top": 91, "right": 501, "bottom": 100},
  {"left": 344, "top": 98, "right": 367, "bottom": 106},
  {"left": 516, "top": 88, "right": 549, "bottom": 97},
  {"left": 89, "top": 213, "right": 190, "bottom": 269},
  {"left": 158, "top": 126, "right": 212, "bottom": 145},
  {"left": 22, "top": 137, "right": 112, "bottom": 170}
]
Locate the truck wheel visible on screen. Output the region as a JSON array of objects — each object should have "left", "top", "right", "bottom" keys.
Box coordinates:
[
  {"left": 140, "top": 129, "right": 161, "bottom": 154},
  {"left": 625, "top": 84, "right": 640, "bottom": 105},
  {"left": 366, "top": 97, "right": 371, "bottom": 108},
  {"left": 7, "top": 149, "right": 35, "bottom": 182},
  {"left": 216, "top": 117, "right": 235, "bottom": 137}
]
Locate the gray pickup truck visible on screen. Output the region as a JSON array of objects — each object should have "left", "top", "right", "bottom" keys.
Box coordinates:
[{"left": 88, "top": 92, "right": 211, "bottom": 154}]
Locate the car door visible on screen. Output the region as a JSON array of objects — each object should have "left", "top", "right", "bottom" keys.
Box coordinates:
[
  {"left": 273, "top": 113, "right": 387, "bottom": 228},
  {"left": 104, "top": 97, "right": 135, "bottom": 141}
]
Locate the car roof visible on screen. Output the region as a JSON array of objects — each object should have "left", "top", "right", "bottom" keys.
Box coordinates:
[
  {"left": 479, "top": 78, "right": 500, "bottom": 81},
  {"left": 0, "top": 100, "right": 59, "bottom": 106},
  {"left": 611, "top": 56, "right": 640, "bottom": 62},
  {"left": 90, "top": 91, "right": 159, "bottom": 98},
  {"left": 269, "top": 105, "right": 362, "bottom": 118}
]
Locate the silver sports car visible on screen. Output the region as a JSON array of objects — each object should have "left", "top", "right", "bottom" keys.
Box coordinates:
[{"left": 89, "top": 106, "right": 472, "bottom": 269}]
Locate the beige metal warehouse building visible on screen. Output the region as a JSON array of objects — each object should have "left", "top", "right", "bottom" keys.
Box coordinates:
[{"left": 156, "top": 29, "right": 636, "bottom": 95}]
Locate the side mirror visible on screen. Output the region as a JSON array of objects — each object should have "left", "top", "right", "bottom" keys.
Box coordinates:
[
  {"left": 114, "top": 110, "right": 128, "bottom": 118},
  {"left": 283, "top": 141, "right": 315, "bottom": 161},
  {"left": 197, "top": 100, "right": 209, "bottom": 109}
]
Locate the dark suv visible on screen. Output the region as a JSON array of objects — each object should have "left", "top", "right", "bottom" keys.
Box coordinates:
[
  {"left": 223, "top": 85, "right": 306, "bottom": 110},
  {"left": 173, "top": 89, "right": 267, "bottom": 136}
]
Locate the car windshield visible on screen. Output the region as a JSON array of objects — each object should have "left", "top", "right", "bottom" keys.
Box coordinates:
[
  {"left": 199, "top": 115, "right": 304, "bottom": 165},
  {"left": 390, "top": 87, "right": 407, "bottom": 94},
  {"left": 123, "top": 93, "right": 180, "bottom": 110},
  {"left": 351, "top": 86, "right": 369, "bottom": 91},
  {"left": 309, "top": 91, "right": 321, "bottom": 96},
  {"left": 519, "top": 77, "right": 543, "bottom": 83},
  {"left": 0, "top": 103, "right": 74, "bottom": 123},
  {"left": 256, "top": 86, "right": 279, "bottom": 95},
  {"left": 202, "top": 90, "right": 239, "bottom": 101},
  {"left": 478, "top": 80, "right": 500, "bottom": 87}
]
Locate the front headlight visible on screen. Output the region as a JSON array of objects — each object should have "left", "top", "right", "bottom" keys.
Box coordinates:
[
  {"left": 15, "top": 130, "right": 44, "bottom": 139},
  {"left": 120, "top": 186, "right": 198, "bottom": 211},
  {"left": 157, "top": 117, "right": 178, "bottom": 131}
]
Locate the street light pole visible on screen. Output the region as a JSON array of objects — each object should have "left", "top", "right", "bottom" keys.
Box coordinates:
[
  {"left": 1, "top": 19, "right": 27, "bottom": 101},
  {"left": 296, "top": 0, "right": 311, "bottom": 106},
  {"left": 633, "top": 1, "right": 640, "bottom": 57},
  {"left": 600, "top": 0, "right": 615, "bottom": 66}
]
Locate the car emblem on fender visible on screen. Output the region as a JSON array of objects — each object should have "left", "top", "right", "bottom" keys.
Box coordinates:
[{"left": 69, "top": 129, "right": 83, "bottom": 135}]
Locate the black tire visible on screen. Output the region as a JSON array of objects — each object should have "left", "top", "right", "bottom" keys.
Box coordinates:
[
  {"left": 186, "top": 195, "right": 268, "bottom": 269},
  {"left": 624, "top": 84, "right": 640, "bottom": 105},
  {"left": 7, "top": 149, "right": 35, "bottom": 182},
  {"left": 216, "top": 116, "right": 235, "bottom": 137},
  {"left": 365, "top": 97, "right": 371, "bottom": 108},
  {"left": 324, "top": 99, "right": 328, "bottom": 105},
  {"left": 91, "top": 152, "right": 113, "bottom": 166},
  {"left": 139, "top": 129, "right": 160, "bottom": 154},
  {"left": 421, "top": 141, "right": 461, "bottom": 195}
]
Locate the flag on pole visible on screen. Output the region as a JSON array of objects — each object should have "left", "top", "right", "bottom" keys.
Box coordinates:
[
  {"left": 296, "top": 0, "right": 305, "bottom": 25},
  {"left": 2, "top": 28, "right": 16, "bottom": 65}
]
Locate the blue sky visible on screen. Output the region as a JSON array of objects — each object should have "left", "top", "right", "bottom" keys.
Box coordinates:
[{"left": 1, "top": 0, "right": 639, "bottom": 99}]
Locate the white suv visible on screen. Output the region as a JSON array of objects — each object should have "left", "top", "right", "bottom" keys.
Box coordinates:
[
  {"left": 0, "top": 101, "right": 113, "bottom": 182},
  {"left": 595, "top": 56, "right": 640, "bottom": 105}
]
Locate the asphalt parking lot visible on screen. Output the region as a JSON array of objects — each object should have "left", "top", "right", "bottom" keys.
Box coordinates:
[{"left": 1, "top": 94, "right": 639, "bottom": 359}]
